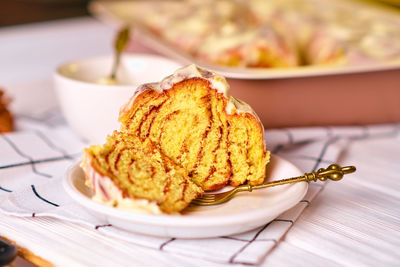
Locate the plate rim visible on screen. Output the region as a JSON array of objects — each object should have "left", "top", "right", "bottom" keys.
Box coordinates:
[{"left": 63, "top": 155, "right": 308, "bottom": 227}]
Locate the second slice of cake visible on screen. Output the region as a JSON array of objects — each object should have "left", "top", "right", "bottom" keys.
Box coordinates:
[{"left": 82, "top": 133, "right": 202, "bottom": 214}]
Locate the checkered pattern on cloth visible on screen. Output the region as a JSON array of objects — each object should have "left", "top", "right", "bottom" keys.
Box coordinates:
[{"left": 0, "top": 111, "right": 398, "bottom": 265}]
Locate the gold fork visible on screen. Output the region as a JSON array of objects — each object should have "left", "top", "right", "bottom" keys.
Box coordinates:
[{"left": 191, "top": 164, "right": 356, "bottom": 206}]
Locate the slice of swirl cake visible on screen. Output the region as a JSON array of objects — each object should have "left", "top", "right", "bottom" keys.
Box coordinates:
[
  {"left": 119, "top": 64, "right": 270, "bottom": 191},
  {"left": 82, "top": 133, "right": 202, "bottom": 214}
]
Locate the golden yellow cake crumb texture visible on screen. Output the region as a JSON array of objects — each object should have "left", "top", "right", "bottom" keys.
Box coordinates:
[
  {"left": 119, "top": 78, "right": 269, "bottom": 191},
  {"left": 85, "top": 133, "right": 203, "bottom": 213}
]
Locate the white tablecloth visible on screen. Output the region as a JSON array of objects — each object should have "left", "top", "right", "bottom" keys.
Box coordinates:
[{"left": 0, "top": 18, "right": 399, "bottom": 267}]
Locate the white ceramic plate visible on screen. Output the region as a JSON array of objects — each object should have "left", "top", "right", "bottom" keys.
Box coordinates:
[{"left": 63, "top": 155, "right": 307, "bottom": 238}]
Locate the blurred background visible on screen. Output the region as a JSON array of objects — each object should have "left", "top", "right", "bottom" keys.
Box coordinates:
[
  {"left": 0, "top": 0, "right": 89, "bottom": 26},
  {"left": 0, "top": 0, "right": 399, "bottom": 27},
  {"left": 1, "top": 0, "right": 400, "bottom": 127},
  {"left": 0, "top": 1, "right": 399, "bottom": 266}
]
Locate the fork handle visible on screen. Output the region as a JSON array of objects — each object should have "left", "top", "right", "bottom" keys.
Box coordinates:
[{"left": 246, "top": 164, "right": 356, "bottom": 191}]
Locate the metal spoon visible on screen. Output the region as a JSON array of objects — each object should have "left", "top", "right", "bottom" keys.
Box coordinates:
[{"left": 97, "top": 26, "right": 131, "bottom": 85}]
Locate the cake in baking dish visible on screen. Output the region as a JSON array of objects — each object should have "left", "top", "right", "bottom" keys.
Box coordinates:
[
  {"left": 196, "top": 26, "right": 299, "bottom": 68},
  {"left": 82, "top": 133, "right": 202, "bottom": 214},
  {"left": 119, "top": 64, "right": 269, "bottom": 191},
  {"left": 124, "top": 0, "right": 400, "bottom": 68},
  {"left": 82, "top": 64, "right": 269, "bottom": 213}
]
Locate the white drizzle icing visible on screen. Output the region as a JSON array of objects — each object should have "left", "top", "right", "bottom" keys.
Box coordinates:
[{"left": 120, "top": 64, "right": 262, "bottom": 118}]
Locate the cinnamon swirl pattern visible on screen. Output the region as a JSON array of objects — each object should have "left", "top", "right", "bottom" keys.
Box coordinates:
[
  {"left": 82, "top": 65, "right": 269, "bottom": 213},
  {"left": 119, "top": 65, "right": 269, "bottom": 191},
  {"left": 82, "top": 134, "right": 202, "bottom": 214}
]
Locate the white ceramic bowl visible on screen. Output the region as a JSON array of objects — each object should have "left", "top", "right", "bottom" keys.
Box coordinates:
[{"left": 54, "top": 54, "right": 182, "bottom": 144}]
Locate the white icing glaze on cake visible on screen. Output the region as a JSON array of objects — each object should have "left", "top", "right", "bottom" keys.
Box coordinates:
[
  {"left": 159, "top": 64, "right": 230, "bottom": 96},
  {"left": 81, "top": 153, "right": 163, "bottom": 215},
  {"left": 120, "top": 64, "right": 262, "bottom": 119}
]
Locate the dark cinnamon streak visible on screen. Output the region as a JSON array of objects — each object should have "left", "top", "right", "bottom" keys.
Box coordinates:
[
  {"left": 150, "top": 166, "right": 155, "bottom": 180},
  {"left": 126, "top": 158, "right": 136, "bottom": 185},
  {"left": 203, "top": 126, "right": 223, "bottom": 184},
  {"left": 180, "top": 180, "right": 189, "bottom": 201},
  {"left": 138, "top": 98, "right": 167, "bottom": 139},
  {"left": 226, "top": 121, "right": 233, "bottom": 181},
  {"left": 114, "top": 147, "right": 126, "bottom": 174},
  {"left": 203, "top": 166, "right": 217, "bottom": 184},
  {"left": 176, "top": 137, "right": 188, "bottom": 162},
  {"left": 245, "top": 125, "right": 250, "bottom": 178},
  {"left": 204, "top": 92, "right": 230, "bottom": 185},
  {"left": 163, "top": 174, "right": 171, "bottom": 195},
  {"left": 104, "top": 140, "right": 120, "bottom": 173},
  {"left": 138, "top": 105, "right": 157, "bottom": 138},
  {"left": 189, "top": 95, "right": 212, "bottom": 177},
  {"left": 146, "top": 99, "right": 167, "bottom": 138},
  {"left": 177, "top": 113, "right": 198, "bottom": 162},
  {"left": 125, "top": 90, "right": 155, "bottom": 129}
]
